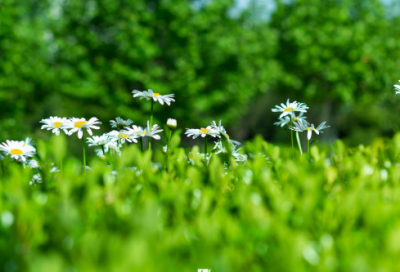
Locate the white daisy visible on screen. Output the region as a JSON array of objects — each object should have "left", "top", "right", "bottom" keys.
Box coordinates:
[
  {"left": 40, "top": 116, "right": 69, "bottom": 136},
  {"left": 28, "top": 159, "right": 40, "bottom": 169},
  {"left": 271, "top": 99, "right": 309, "bottom": 118},
  {"left": 167, "top": 118, "right": 177, "bottom": 128},
  {"left": 210, "top": 120, "right": 241, "bottom": 146},
  {"left": 124, "top": 125, "right": 147, "bottom": 137},
  {"left": 185, "top": 126, "right": 220, "bottom": 139},
  {"left": 145, "top": 121, "right": 163, "bottom": 140},
  {"left": 86, "top": 134, "right": 114, "bottom": 147},
  {"left": 108, "top": 130, "right": 138, "bottom": 144},
  {"left": 0, "top": 140, "right": 36, "bottom": 162},
  {"left": 110, "top": 117, "right": 134, "bottom": 130},
  {"left": 274, "top": 111, "right": 307, "bottom": 127},
  {"left": 104, "top": 141, "right": 120, "bottom": 155},
  {"left": 61, "top": 117, "right": 102, "bottom": 139},
  {"left": 30, "top": 173, "right": 43, "bottom": 185},
  {"left": 291, "top": 119, "right": 330, "bottom": 140},
  {"left": 132, "top": 89, "right": 175, "bottom": 106},
  {"left": 395, "top": 80, "right": 400, "bottom": 95},
  {"left": 50, "top": 166, "right": 60, "bottom": 173}
]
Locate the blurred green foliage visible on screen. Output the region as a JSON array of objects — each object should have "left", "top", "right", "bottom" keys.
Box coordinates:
[
  {"left": 1, "top": 0, "right": 400, "bottom": 144},
  {"left": 2, "top": 134, "right": 400, "bottom": 271}
]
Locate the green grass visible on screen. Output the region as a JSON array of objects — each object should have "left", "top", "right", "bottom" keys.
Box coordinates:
[{"left": 2, "top": 134, "right": 400, "bottom": 272}]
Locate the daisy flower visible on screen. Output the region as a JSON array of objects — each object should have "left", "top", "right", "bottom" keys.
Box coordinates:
[
  {"left": 132, "top": 89, "right": 175, "bottom": 106},
  {"left": 40, "top": 116, "right": 69, "bottom": 136},
  {"left": 87, "top": 134, "right": 115, "bottom": 147},
  {"left": 271, "top": 99, "right": 309, "bottom": 118},
  {"left": 30, "top": 173, "right": 43, "bottom": 185},
  {"left": 0, "top": 140, "right": 36, "bottom": 162},
  {"left": 110, "top": 117, "right": 134, "bottom": 130},
  {"left": 125, "top": 125, "right": 147, "bottom": 137},
  {"left": 291, "top": 119, "right": 330, "bottom": 140},
  {"left": 145, "top": 121, "right": 163, "bottom": 140},
  {"left": 28, "top": 159, "right": 40, "bottom": 169},
  {"left": 185, "top": 126, "right": 220, "bottom": 139},
  {"left": 274, "top": 111, "right": 307, "bottom": 127},
  {"left": 210, "top": 120, "right": 241, "bottom": 146},
  {"left": 395, "top": 80, "right": 400, "bottom": 95},
  {"left": 167, "top": 118, "right": 177, "bottom": 128},
  {"left": 61, "top": 117, "right": 102, "bottom": 139},
  {"left": 108, "top": 130, "right": 138, "bottom": 144}
]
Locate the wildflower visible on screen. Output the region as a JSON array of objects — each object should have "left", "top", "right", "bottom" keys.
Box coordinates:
[
  {"left": 395, "top": 81, "right": 400, "bottom": 95},
  {"left": 30, "top": 173, "right": 42, "bottom": 185},
  {"left": 24, "top": 137, "right": 36, "bottom": 147},
  {"left": 0, "top": 140, "right": 36, "bottom": 162},
  {"left": 291, "top": 120, "right": 330, "bottom": 140},
  {"left": 108, "top": 130, "right": 138, "bottom": 144},
  {"left": 210, "top": 120, "right": 241, "bottom": 145},
  {"left": 145, "top": 121, "right": 163, "bottom": 140},
  {"left": 104, "top": 141, "right": 120, "bottom": 155},
  {"left": 86, "top": 134, "right": 112, "bottom": 147},
  {"left": 125, "top": 125, "right": 147, "bottom": 137},
  {"left": 274, "top": 111, "right": 307, "bottom": 127},
  {"left": 167, "top": 118, "right": 177, "bottom": 128},
  {"left": 28, "top": 159, "right": 40, "bottom": 169},
  {"left": 132, "top": 89, "right": 175, "bottom": 106},
  {"left": 185, "top": 126, "right": 220, "bottom": 139},
  {"left": 272, "top": 99, "right": 309, "bottom": 118},
  {"left": 61, "top": 117, "right": 102, "bottom": 139},
  {"left": 50, "top": 166, "right": 60, "bottom": 173},
  {"left": 40, "top": 117, "right": 69, "bottom": 136},
  {"left": 110, "top": 117, "right": 133, "bottom": 130}
]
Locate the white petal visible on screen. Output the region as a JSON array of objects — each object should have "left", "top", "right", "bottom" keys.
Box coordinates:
[
  {"left": 307, "top": 130, "right": 312, "bottom": 140},
  {"left": 78, "top": 129, "right": 83, "bottom": 139}
]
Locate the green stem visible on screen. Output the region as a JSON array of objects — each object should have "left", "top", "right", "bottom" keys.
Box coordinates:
[
  {"left": 290, "top": 121, "right": 294, "bottom": 157},
  {"left": 165, "top": 129, "right": 172, "bottom": 171},
  {"left": 139, "top": 137, "right": 143, "bottom": 152},
  {"left": 296, "top": 132, "right": 303, "bottom": 155},
  {"left": 82, "top": 136, "right": 86, "bottom": 173},
  {"left": 204, "top": 136, "right": 208, "bottom": 155},
  {"left": 308, "top": 139, "right": 310, "bottom": 161},
  {"left": 149, "top": 100, "right": 154, "bottom": 150}
]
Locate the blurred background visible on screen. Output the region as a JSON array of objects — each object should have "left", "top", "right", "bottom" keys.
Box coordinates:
[{"left": 1, "top": 0, "right": 400, "bottom": 150}]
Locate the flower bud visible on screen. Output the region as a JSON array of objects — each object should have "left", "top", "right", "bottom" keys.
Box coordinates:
[{"left": 167, "top": 118, "right": 177, "bottom": 129}]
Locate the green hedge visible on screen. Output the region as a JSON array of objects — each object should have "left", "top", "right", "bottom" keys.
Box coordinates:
[{"left": 2, "top": 134, "right": 400, "bottom": 271}]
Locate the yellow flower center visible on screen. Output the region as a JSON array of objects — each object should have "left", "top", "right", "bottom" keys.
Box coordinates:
[
  {"left": 120, "top": 134, "right": 129, "bottom": 138},
  {"left": 10, "top": 149, "right": 23, "bottom": 155},
  {"left": 294, "top": 117, "right": 298, "bottom": 121},
  {"left": 74, "top": 121, "right": 88, "bottom": 128},
  {"left": 200, "top": 128, "right": 210, "bottom": 134},
  {"left": 153, "top": 93, "right": 160, "bottom": 97},
  {"left": 54, "top": 122, "right": 62, "bottom": 128},
  {"left": 284, "top": 107, "right": 295, "bottom": 112},
  {"left": 308, "top": 127, "right": 311, "bottom": 130},
  {"left": 226, "top": 134, "right": 230, "bottom": 138}
]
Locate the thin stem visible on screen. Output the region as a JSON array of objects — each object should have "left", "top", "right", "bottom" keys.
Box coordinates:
[
  {"left": 204, "top": 136, "right": 208, "bottom": 155},
  {"left": 149, "top": 100, "right": 154, "bottom": 150},
  {"left": 290, "top": 121, "right": 294, "bottom": 157},
  {"left": 308, "top": 139, "right": 310, "bottom": 161},
  {"left": 296, "top": 132, "right": 303, "bottom": 155},
  {"left": 82, "top": 136, "right": 86, "bottom": 173},
  {"left": 165, "top": 129, "right": 172, "bottom": 171}
]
